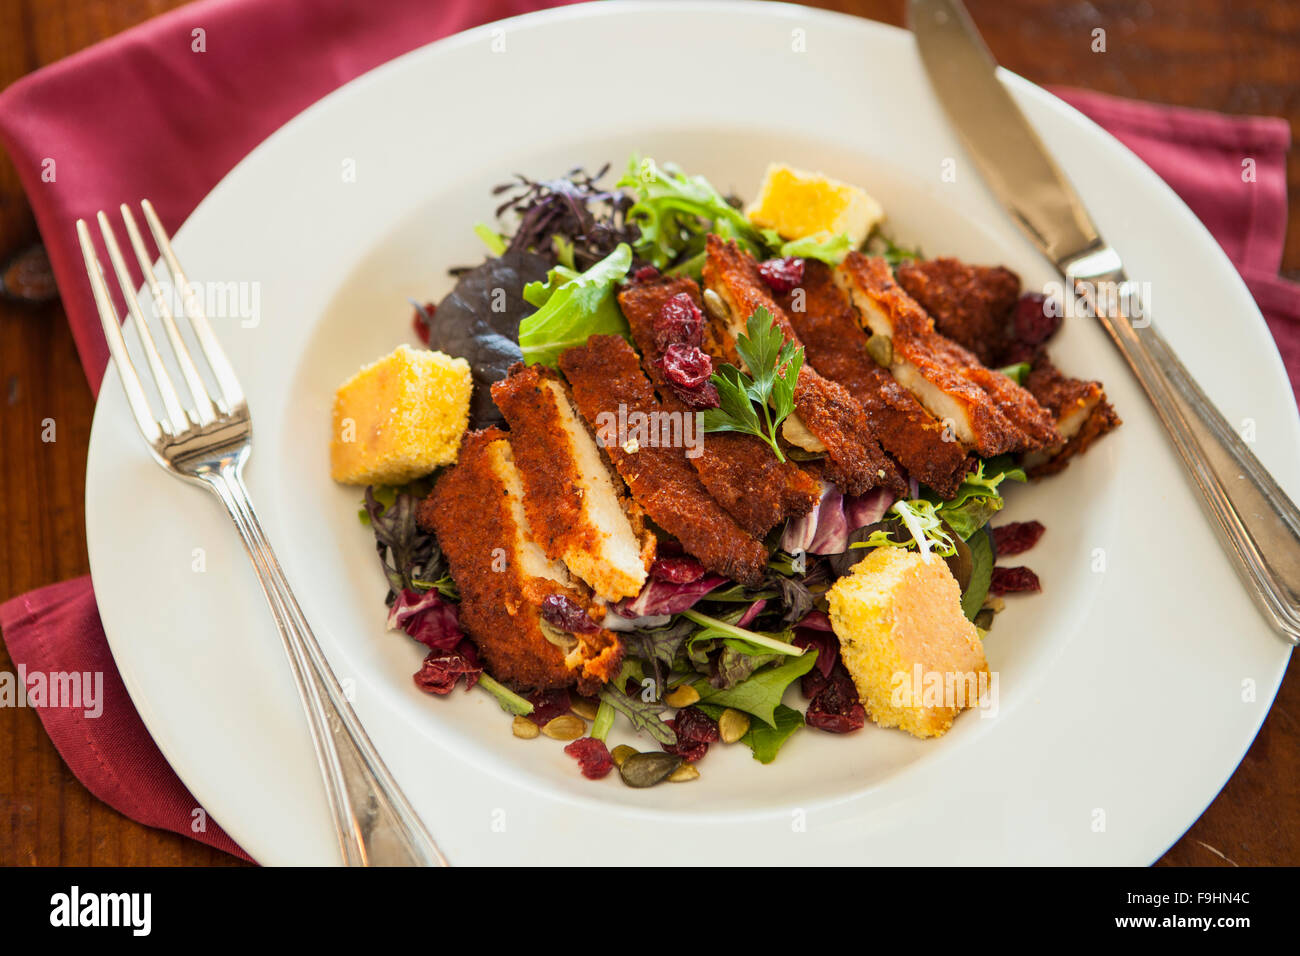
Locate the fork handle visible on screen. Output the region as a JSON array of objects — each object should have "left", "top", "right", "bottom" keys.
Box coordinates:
[
  {"left": 201, "top": 456, "right": 447, "bottom": 865},
  {"left": 1067, "top": 248, "right": 1300, "bottom": 645}
]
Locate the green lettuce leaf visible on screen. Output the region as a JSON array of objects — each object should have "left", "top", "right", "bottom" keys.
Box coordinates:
[
  {"left": 778, "top": 232, "right": 853, "bottom": 265},
  {"left": 692, "top": 651, "right": 818, "bottom": 727},
  {"left": 742, "top": 704, "right": 805, "bottom": 763},
  {"left": 935, "top": 458, "right": 1027, "bottom": 540},
  {"left": 961, "top": 525, "right": 995, "bottom": 621},
  {"left": 517, "top": 243, "right": 632, "bottom": 366},
  {"left": 618, "top": 156, "right": 767, "bottom": 268}
]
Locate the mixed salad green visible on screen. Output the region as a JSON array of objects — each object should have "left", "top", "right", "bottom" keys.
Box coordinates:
[{"left": 368, "top": 157, "right": 1030, "bottom": 779}]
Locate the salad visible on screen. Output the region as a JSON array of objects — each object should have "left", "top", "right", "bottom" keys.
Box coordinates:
[{"left": 334, "top": 156, "right": 1119, "bottom": 787}]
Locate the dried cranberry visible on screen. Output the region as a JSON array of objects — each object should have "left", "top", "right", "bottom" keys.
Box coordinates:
[
  {"left": 411, "top": 301, "right": 434, "bottom": 345},
  {"left": 758, "top": 257, "right": 804, "bottom": 293},
  {"left": 663, "top": 705, "right": 719, "bottom": 762},
  {"left": 654, "top": 292, "right": 704, "bottom": 350},
  {"left": 671, "top": 380, "right": 721, "bottom": 410},
  {"left": 630, "top": 265, "right": 662, "bottom": 285},
  {"left": 651, "top": 555, "right": 707, "bottom": 584},
  {"left": 990, "top": 566, "right": 1042, "bottom": 594},
  {"left": 992, "top": 520, "right": 1045, "bottom": 557},
  {"left": 540, "top": 593, "right": 600, "bottom": 634},
  {"left": 525, "top": 688, "right": 573, "bottom": 726},
  {"left": 658, "top": 343, "right": 713, "bottom": 389},
  {"left": 1012, "top": 292, "right": 1061, "bottom": 347},
  {"left": 412, "top": 641, "right": 481, "bottom": 695},
  {"left": 806, "top": 667, "right": 866, "bottom": 733},
  {"left": 564, "top": 737, "right": 615, "bottom": 780}
]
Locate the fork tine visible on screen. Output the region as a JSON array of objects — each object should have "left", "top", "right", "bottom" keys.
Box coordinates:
[
  {"left": 140, "top": 199, "right": 245, "bottom": 409},
  {"left": 76, "top": 219, "right": 162, "bottom": 445},
  {"left": 120, "top": 205, "right": 217, "bottom": 427},
  {"left": 97, "top": 211, "right": 191, "bottom": 438}
]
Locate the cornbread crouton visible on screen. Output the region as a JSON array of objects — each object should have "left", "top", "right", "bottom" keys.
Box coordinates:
[
  {"left": 330, "top": 345, "right": 472, "bottom": 485},
  {"left": 827, "top": 548, "right": 989, "bottom": 739},
  {"left": 745, "top": 163, "right": 883, "bottom": 245}
]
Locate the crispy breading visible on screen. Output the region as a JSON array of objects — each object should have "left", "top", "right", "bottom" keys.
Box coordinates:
[
  {"left": 618, "top": 277, "right": 820, "bottom": 536},
  {"left": 701, "top": 236, "right": 905, "bottom": 496},
  {"left": 558, "top": 335, "right": 770, "bottom": 586},
  {"left": 1022, "top": 354, "right": 1121, "bottom": 477},
  {"left": 927, "top": 335, "right": 1061, "bottom": 448},
  {"left": 775, "top": 260, "right": 971, "bottom": 499},
  {"left": 836, "top": 252, "right": 1059, "bottom": 457},
  {"left": 492, "top": 364, "right": 655, "bottom": 601},
  {"left": 417, "top": 428, "right": 623, "bottom": 694},
  {"left": 896, "top": 258, "right": 1020, "bottom": 365}
]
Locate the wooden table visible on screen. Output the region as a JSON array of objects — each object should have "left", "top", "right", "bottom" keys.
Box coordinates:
[{"left": 0, "top": 0, "right": 1295, "bottom": 867}]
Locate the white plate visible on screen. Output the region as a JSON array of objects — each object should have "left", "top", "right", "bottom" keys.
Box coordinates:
[{"left": 86, "top": 0, "right": 1296, "bottom": 865}]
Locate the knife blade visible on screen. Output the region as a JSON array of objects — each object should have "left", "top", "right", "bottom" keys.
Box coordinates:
[
  {"left": 908, "top": 0, "right": 1100, "bottom": 268},
  {"left": 909, "top": 0, "right": 1300, "bottom": 644}
]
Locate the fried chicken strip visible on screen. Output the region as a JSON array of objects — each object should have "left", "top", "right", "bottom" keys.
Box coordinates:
[
  {"left": 492, "top": 363, "right": 655, "bottom": 602},
  {"left": 835, "top": 252, "right": 1058, "bottom": 457},
  {"left": 896, "top": 257, "right": 1020, "bottom": 366},
  {"left": 1021, "top": 354, "right": 1121, "bottom": 477},
  {"left": 417, "top": 428, "right": 623, "bottom": 693},
  {"left": 558, "top": 335, "right": 770, "bottom": 586},
  {"left": 773, "top": 260, "right": 971, "bottom": 499},
  {"left": 701, "top": 236, "right": 906, "bottom": 496},
  {"left": 618, "top": 276, "right": 820, "bottom": 535}
]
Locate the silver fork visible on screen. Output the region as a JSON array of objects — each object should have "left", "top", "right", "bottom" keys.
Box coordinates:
[{"left": 77, "top": 201, "right": 447, "bottom": 867}]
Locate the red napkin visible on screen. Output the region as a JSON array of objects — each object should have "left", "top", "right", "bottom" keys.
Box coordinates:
[{"left": 0, "top": 3, "right": 1294, "bottom": 863}]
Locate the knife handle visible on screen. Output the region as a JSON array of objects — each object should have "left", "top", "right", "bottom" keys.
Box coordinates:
[{"left": 1066, "top": 247, "right": 1300, "bottom": 644}]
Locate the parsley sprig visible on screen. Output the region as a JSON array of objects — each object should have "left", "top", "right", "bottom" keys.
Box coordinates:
[{"left": 701, "top": 307, "right": 804, "bottom": 462}]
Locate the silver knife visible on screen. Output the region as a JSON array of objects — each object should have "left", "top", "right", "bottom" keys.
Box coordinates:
[{"left": 909, "top": 0, "right": 1300, "bottom": 645}]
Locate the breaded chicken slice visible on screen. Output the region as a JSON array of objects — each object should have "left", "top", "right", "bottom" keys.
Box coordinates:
[
  {"left": 896, "top": 258, "right": 1020, "bottom": 365},
  {"left": 417, "top": 428, "right": 623, "bottom": 694},
  {"left": 618, "top": 277, "right": 820, "bottom": 536},
  {"left": 835, "top": 252, "right": 1055, "bottom": 457},
  {"left": 1021, "top": 354, "right": 1121, "bottom": 477},
  {"left": 492, "top": 364, "right": 655, "bottom": 602},
  {"left": 773, "top": 260, "right": 971, "bottom": 499},
  {"left": 558, "top": 335, "right": 770, "bottom": 586},
  {"left": 701, "top": 236, "right": 905, "bottom": 496}
]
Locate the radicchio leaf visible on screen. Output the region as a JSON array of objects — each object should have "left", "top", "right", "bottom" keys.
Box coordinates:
[
  {"left": 387, "top": 587, "right": 464, "bottom": 651},
  {"left": 614, "top": 573, "right": 726, "bottom": 618}
]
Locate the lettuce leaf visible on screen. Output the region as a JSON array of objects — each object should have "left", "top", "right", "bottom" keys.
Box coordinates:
[
  {"left": 618, "top": 157, "right": 767, "bottom": 268},
  {"left": 777, "top": 232, "right": 853, "bottom": 265},
  {"left": 692, "top": 651, "right": 818, "bottom": 727},
  {"left": 517, "top": 243, "right": 632, "bottom": 366},
  {"left": 742, "top": 704, "right": 805, "bottom": 763},
  {"left": 935, "top": 458, "right": 1027, "bottom": 540}
]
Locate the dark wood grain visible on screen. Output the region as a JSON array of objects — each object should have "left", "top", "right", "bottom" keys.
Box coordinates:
[{"left": 0, "top": 0, "right": 1295, "bottom": 867}]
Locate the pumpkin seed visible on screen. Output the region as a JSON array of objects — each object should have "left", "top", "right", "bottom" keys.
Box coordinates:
[
  {"left": 668, "top": 763, "right": 700, "bottom": 782},
  {"left": 702, "top": 288, "right": 731, "bottom": 322},
  {"left": 611, "top": 744, "right": 637, "bottom": 767},
  {"left": 973, "top": 608, "right": 995, "bottom": 631},
  {"left": 570, "top": 697, "right": 600, "bottom": 720},
  {"left": 718, "top": 708, "right": 750, "bottom": 744},
  {"left": 665, "top": 684, "right": 700, "bottom": 708},
  {"left": 512, "top": 716, "right": 540, "bottom": 739},
  {"left": 542, "top": 714, "right": 586, "bottom": 740},
  {"left": 866, "top": 333, "right": 893, "bottom": 368},
  {"left": 619, "top": 751, "right": 683, "bottom": 788}
]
